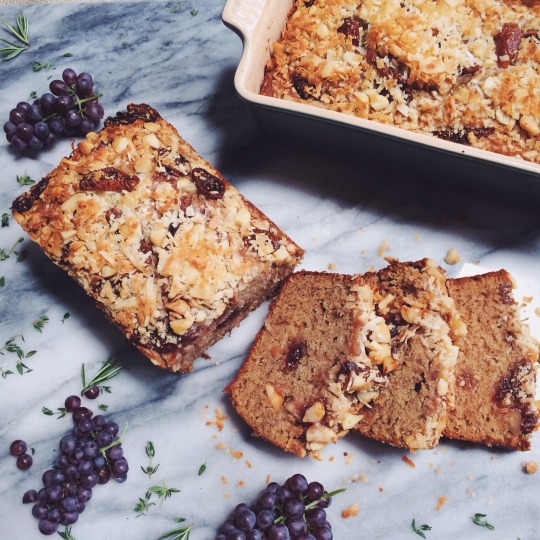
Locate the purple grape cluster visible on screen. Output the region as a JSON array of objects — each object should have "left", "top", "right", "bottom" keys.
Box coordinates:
[
  {"left": 21, "top": 394, "right": 128, "bottom": 536},
  {"left": 3, "top": 68, "right": 104, "bottom": 152},
  {"left": 216, "top": 474, "right": 333, "bottom": 540}
]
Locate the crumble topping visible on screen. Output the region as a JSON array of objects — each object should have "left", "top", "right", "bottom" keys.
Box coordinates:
[{"left": 262, "top": 0, "right": 540, "bottom": 163}]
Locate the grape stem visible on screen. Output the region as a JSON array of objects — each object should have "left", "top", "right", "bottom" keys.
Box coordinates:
[
  {"left": 100, "top": 421, "right": 128, "bottom": 456},
  {"left": 273, "top": 487, "right": 347, "bottom": 524}
]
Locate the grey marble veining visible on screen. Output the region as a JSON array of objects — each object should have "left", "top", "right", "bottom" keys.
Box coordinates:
[{"left": 1, "top": 1, "right": 540, "bottom": 539}]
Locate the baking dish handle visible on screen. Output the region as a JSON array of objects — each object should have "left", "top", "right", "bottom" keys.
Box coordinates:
[{"left": 222, "top": 0, "right": 266, "bottom": 42}]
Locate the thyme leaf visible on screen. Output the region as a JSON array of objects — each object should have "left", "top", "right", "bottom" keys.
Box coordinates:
[
  {"left": 0, "top": 277, "right": 4, "bottom": 288},
  {"left": 472, "top": 513, "right": 495, "bottom": 530},
  {"left": 32, "top": 61, "right": 52, "bottom": 72},
  {"left": 61, "top": 312, "right": 70, "bottom": 323},
  {"left": 412, "top": 518, "right": 432, "bottom": 538},
  {"left": 1, "top": 213, "right": 9, "bottom": 227},
  {"left": 33, "top": 315, "right": 49, "bottom": 333},
  {"left": 198, "top": 463, "right": 206, "bottom": 476},
  {"left": 0, "top": 237, "right": 23, "bottom": 261}
]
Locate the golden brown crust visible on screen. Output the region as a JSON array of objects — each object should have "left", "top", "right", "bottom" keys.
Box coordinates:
[
  {"left": 445, "top": 270, "right": 539, "bottom": 450},
  {"left": 263, "top": 0, "right": 540, "bottom": 163},
  {"left": 12, "top": 104, "right": 303, "bottom": 372}
]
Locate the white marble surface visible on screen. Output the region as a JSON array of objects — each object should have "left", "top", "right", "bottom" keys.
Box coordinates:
[{"left": 1, "top": 1, "right": 540, "bottom": 539}]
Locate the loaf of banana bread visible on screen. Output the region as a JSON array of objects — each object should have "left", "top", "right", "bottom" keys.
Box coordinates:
[{"left": 12, "top": 104, "right": 303, "bottom": 372}]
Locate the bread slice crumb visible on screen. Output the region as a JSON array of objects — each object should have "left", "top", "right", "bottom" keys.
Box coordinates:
[
  {"left": 436, "top": 496, "right": 449, "bottom": 510},
  {"left": 444, "top": 248, "right": 461, "bottom": 265},
  {"left": 341, "top": 503, "right": 360, "bottom": 518},
  {"left": 402, "top": 455, "right": 416, "bottom": 468},
  {"left": 524, "top": 461, "right": 538, "bottom": 474}
]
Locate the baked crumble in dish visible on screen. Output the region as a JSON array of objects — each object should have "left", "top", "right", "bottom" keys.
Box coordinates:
[
  {"left": 261, "top": 0, "right": 540, "bottom": 163},
  {"left": 12, "top": 104, "right": 303, "bottom": 372}
]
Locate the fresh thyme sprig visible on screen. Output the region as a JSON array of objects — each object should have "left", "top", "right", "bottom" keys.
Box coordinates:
[
  {"left": 1, "top": 13, "right": 30, "bottom": 61},
  {"left": 81, "top": 357, "right": 123, "bottom": 395},
  {"left": 0, "top": 335, "right": 36, "bottom": 376},
  {"left": 32, "top": 61, "right": 52, "bottom": 72},
  {"left": 134, "top": 482, "right": 180, "bottom": 517},
  {"left": 33, "top": 315, "right": 49, "bottom": 333},
  {"left": 158, "top": 518, "right": 192, "bottom": 540},
  {"left": 472, "top": 513, "right": 495, "bottom": 530},
  {"left": 16, "top": 171, "right": 35, "bottom": 186},
  {"left": 42, "top": 406, "right": 68, "bottom": 419},
  {"left": 141, "top": 441, "right": 160, "bottom": 479},
  {"left": 0, "top": 237, "right": 23, "bottom": 261},
  {"left": 274, "top": 488, "right": 347, "bottom": 525},
  {"left": 412, "top": 518, "right": 432, "bottom": 538}
]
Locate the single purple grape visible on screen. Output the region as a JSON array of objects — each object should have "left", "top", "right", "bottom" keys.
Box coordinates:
[
  {"left": 16, "top": 101, "right": 31, "bottom": 112},
  {"left": 40, "top": 93, "right": 58, "bottom": 113},
  {"left": 16, "top": 453, "right": 33, "bottom": 470},
  {"left": 96, "top": 429, "right": 113, "bottom": 447},
  {"left": 43, "top": 132, "right": 57, "bottom": 148},
  {"left": 56, "top": 95, "right": 75, "bottom": 113},
  {"left": 311, "top": 526, "right": 332, "bottom": 540},
  {"left": 111, "top": 457, "right": 129, "bottom": 477},
  {"left": 286, "top": 519, "right": 307, "bottom": 535},
  {"left": 306, "top": 507, "right": 326, "bottom": 527},
  {"left": 65, "top": 395, "right": 81, "bottom": 412},
  {"left": 306, "top": 482, "right": 324, "bottom": 502},
  {"left": 62, "top": 68, "right": 78, "bottom": 86},
  {"left": 276, "top": 486, "right": 293, "bottom": 503},
  {"left": 247, "top": 531, "right": 263, "bottom": 540},
  {"left": 22, "top": 489, "right": 38, "bottom": 503},
  {"left": 287, "top": 474, "right": 308, "bottom": 495},
  {"left": 64, "top": 109, "right": 81, "bottom": 128},
  {"left": 3, "top": 121, "right": 17, "bottom": 139},
  {"left": 76, "top": 487, "right": 92, "bottom": 503},
  {"left": 28, "top": 135, "right": 44, "bottom": 150},
  {"left": 47, "top": 117, "right": 65, "bottom": 136},
  {"left": 225, "top": 530, "right": 246, "bottom": 540},
  {"left": 32, "top": 503, "right": 49, "bottom": 519},
  {"left": 83, "top": 385, "right": 100, "bottom": 399},
  {"left": 44, "top": 485, "right": 63, "bottom": 503},
  {"left": 78, "top": 459, "right": 94, "bottom": 475},
  {"left": 61, "top": 512, "right": 79, "bottom": 526},
  {"left": 9, "top": 439, "right": 27, "bottom": 456},
  {"left": 34, "top": 121, "right": 50, "bottom": 139},
  {"left": 268, "top": 523, "right": 290, "bottom": 540},
  {"left": 256, "top": 509, "right": 274, "bottom": 530},
  {"left": 72, "top": 407, "right": 93, "bottom": 422},
  {"left": 10, "top": 135, "right": 28, "bottom": 150},
  {"left": 27, "top": 104, "right": 44, "bottom": 122},
  {"left": 16, "top": 122, "right": 34, "bottom": 141},
  {"left": 236, "top": 509, "right": 256, "bottom": 532},
  {"left": 78, "top": 117, "right": 95, "bottom": 134},
  {"left": 60, "top": 496, "right": 78, "bottom": 512},
  {"left": 38, "top": 518, "right": 58, "bottom": 535},
  {"left": 105, "top": 445, "right": 123, "bottom": 460},
  {"left": 114, "top": 474, "right": 128, "bottom": 483},
  {"left": 9, "top": 108, "right": 26, "bottom": 125},
  {"left": 49, "top": 80, "right": 69, "bottom": 96},
  {"left": 47, "top": 508, "right": 63, "bottom": 523}
]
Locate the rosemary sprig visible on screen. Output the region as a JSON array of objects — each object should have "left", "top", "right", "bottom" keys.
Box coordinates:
[
  {"left": 1, "top": 13, "right": 30, "bottom": 61},
  {"left": 33, "top": 315, "right": 49, "bottom": 333},
  {"left": 158, "top": 519, "right": 192, "bottom": 540},
  {"left": 274, "top": 488, "right": 347, "bottom": 524},
  {"left": 141, "top": 441, "right": 160, "bottom": 479},
  {"left": 3, "top": 14, "right": 29, "bottom": 45},
  {"left": 412, "top": 518, "right": 432, "bottom": 538},
  {"left": 472, "top": 513, "right": 495, "bottom": 530},
  {"left": 81, "top": 357, "right": 123, "bottom": 394}
]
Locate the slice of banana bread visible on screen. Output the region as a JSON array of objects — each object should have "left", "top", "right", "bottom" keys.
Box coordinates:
[
  {"left": 353, "top": 258, "right": 463, "bottom": 449},
  {"left": 444, "top": 271, "right": 539, "bottom": 450},
  {"left": 12, "top": 104, "right": 303, "bottom": 372},
  {"left": 227, "top": 271, "right": 360, "bottom": 458}
]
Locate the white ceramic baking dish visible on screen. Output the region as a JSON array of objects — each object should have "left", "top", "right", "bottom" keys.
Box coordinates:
[{"left": 222, "top": 0, "right": 540, "bottom": 199}]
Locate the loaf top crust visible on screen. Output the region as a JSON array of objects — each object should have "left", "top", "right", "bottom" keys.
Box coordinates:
[
  {"left": 12, "top": 104, "right": 303, "bottom": 369},
  {"left": 262, "top": 0, "right": 540, "bottom": 163}
]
